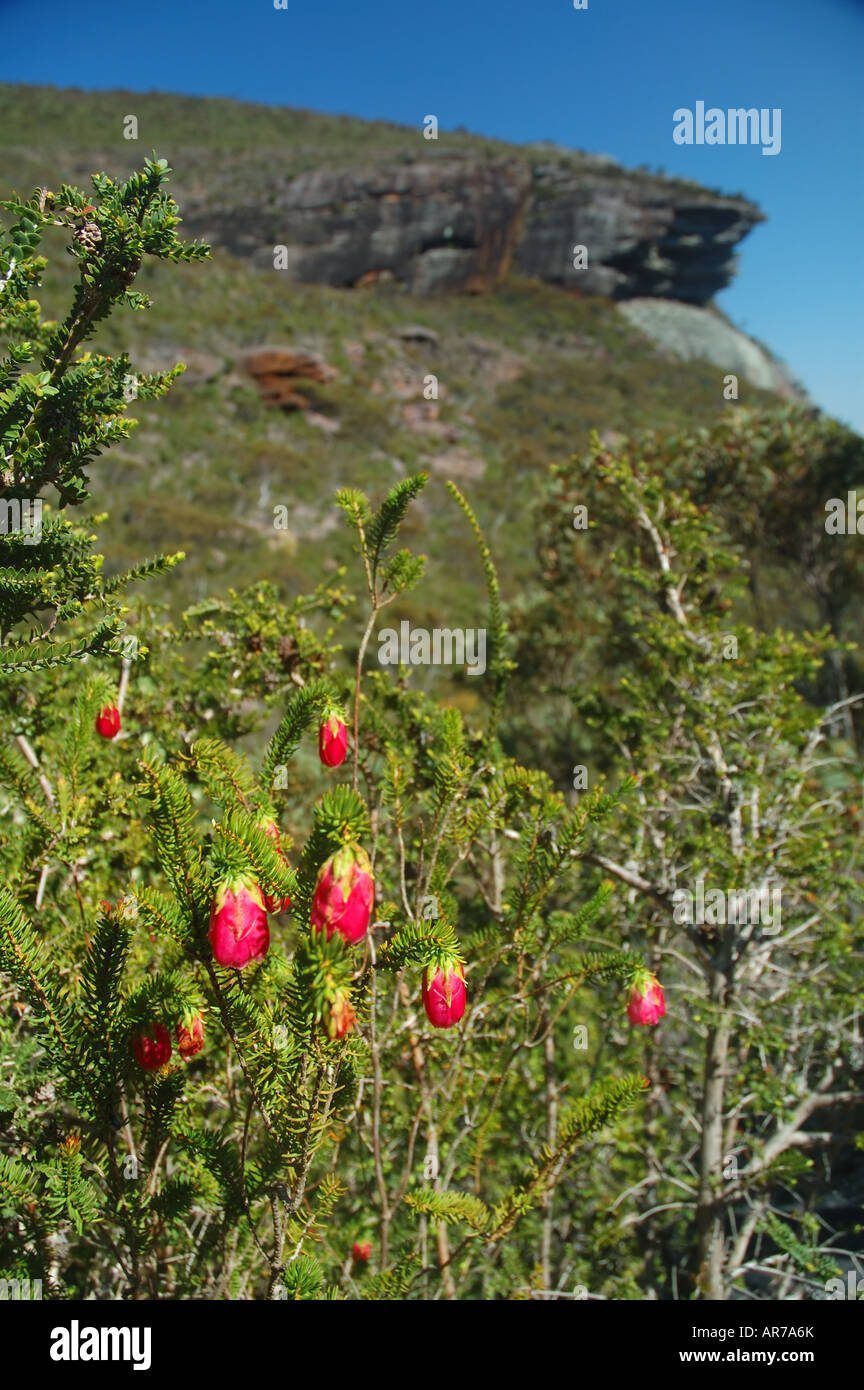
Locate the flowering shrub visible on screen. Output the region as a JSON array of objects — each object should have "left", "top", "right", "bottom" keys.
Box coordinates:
[
  {"left": 0, "top": 161, "right": 649, "bottom": 1300},
  {"left": 0, "top": 159, "right": 859, "bottom": 1304}
]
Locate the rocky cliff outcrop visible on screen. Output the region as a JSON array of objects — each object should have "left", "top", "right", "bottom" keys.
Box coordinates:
[
  {"left": 178, "top": 149, "right": 762, "bottom": 306},
  {"left": 516, "top": 161, "right": 761, "bottom": 303},
  {"left": 185, "top": 157, "right": 533, "bottom": 295}
]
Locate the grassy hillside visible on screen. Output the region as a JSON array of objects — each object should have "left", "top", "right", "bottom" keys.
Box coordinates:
[
  {"left": 0, "top": 83, "right": 781, "bottom": 636},
  {"left": 0, "top": 83, "right": 729, "bottom": 196}
]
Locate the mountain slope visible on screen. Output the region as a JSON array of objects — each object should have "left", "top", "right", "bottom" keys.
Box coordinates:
[{"left": 0, "top": 83, "right": 793, "bottom": 632}]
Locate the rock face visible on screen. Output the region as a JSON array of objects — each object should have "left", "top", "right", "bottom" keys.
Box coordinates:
[
  {"left": 202, "top": 158, "right": 532, "bottom": 295},
  {"left": 617, "top": 299, "right": 804, "bottom": 396},
  {"left": 516, "top": 163, "right": 762, "bottom": 303},
  {"left": 180, "top": 150, "right": 762, "bottom": 306}
]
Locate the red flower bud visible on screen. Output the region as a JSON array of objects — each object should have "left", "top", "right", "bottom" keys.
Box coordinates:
[
  {"left": 209, "top": 875, "right": 269, "bottom": 968},
  {"left": 132, "top": 1023, "right": 172, "bottom": 1071},
  {"left": 627, "top": 972, "right": 666, "bottom": 1027},
  {"left": 319, "top": 716, "right": 348, "bottom": 768},
  {"left": 311, "top": 845, "right": 374, "bottom": 945},
  {"left": 96, "top": 704, "right": 121, "bottom": 739},
  {"left": 422, "top": 961, "right": 467, "bottom": 1029},
  {"left": 352, "top": 1241, "right": 372, "bottom": 1263},
  {"left": 327, "top": 989, "right": 356, "bottom": 1040},
  {"left": 177, "top": 1013, "right": 205, "bottom": 1059}
]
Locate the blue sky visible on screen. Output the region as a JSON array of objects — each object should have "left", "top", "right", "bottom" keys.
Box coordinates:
[{"left": 1, "top": 0, "right": 861, "bottom": 430}]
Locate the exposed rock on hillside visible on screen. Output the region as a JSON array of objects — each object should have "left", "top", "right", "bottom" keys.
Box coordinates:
[
  {"left": 617, "top": 300, "right": 804, "bottom": 396},
  {"left": 178, "top": 152, "right": 762, "bottom": 307},
  {"left": 241, "top": 347, "right": 339, "bottom": 410},
  {"left": 516, "top": 163, "right": 762, "bottom": 303},
  {"left": 196, "top": 158, "right": 532, "bottom": 295}
]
